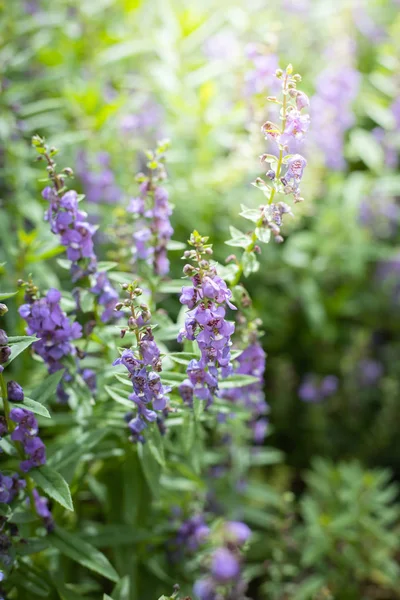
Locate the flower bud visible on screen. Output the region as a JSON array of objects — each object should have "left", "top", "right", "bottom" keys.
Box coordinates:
[
  {"left": 266, "top": 170, "right": 275, "bottom": 180},
  {"left": 0, "top": 346, "right": 11, "bottom": 364},
  {"left": 120, "top": 328, "right": 127, "bottom": 338},
  {"left": 114, "top": 302, "right": 124, "bottom": 311},
  {"left": 295, "top": 91, "right": 309, "bottom": 110},
  {"left": 128, "top": 316, "right": 137, "bottom": 330},
  {"left": 275, "top": 235, "right": 284, "bottom": 243},
  {"left": 7, "top": 381, "right": 24, "bottom": 402},
  {"left": 0, "top": 304, "right": 8, "bottom": 316},
  {"left": 0, "top": 330, "right": 8, "bottom": 345}
]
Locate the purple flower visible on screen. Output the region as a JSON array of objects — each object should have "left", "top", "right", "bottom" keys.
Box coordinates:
[
  {"left": 320, "top": 375, "right": 338, "bottom": 397},
  {"left": 358, "top": 359, "right": 383, "bottom": 386},
  {"left": 298, "top": 375, "right": 320, "bottom": 403},
  {"left": 211, "top": 547, "right": 240, "bottom": 582},
  {"left": 193, "top": 579, "right": 217, "bottom": 600},
  {"left": 7, "top": 381, "right": 24, "bottom": 403},
  {"left": 75, "top": 150, "right": 122, "bottom": 205},
  {"left": 10, "top": 408, "right": 46, "bottom": 472},
  {"left": 90, "top": 272, "right": 120, "bottom": 323},
  {"left": 222, "top": 343, "right": 268, "bottom": 443},
  {"left": 130, "top": 173, "right": 173, "bottom": 276},
  {"left": 0, "top": 475, "right": 13, "bottom": 503},
  {"left": 178, "top": 254, "right": 236, "bottom": 407},
  {"left": 225, "top": 521, "right": 251, "bottom": 545},
  {"left": 19, "top": 289, "right": 82, "bottom": 400},
  {"left": 0, "top": 330, "right": 8, "bottom": 345},
  {"left": 113, "top": 343, "right": 170, "bottom": 442},
  {"left": 310, "top": 43, "right": 360, "bottom": 170},
  {"left": 31, "top": 490, "right": 54, "bottom": 532}
]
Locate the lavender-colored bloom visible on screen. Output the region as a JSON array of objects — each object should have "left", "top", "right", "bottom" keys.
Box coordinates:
[
  {"left": 310, "top": 42, "right": 360, "bottom": 170},
  {"left": 113, "top": 345, "right": 170, "bottom": 442},
  {"left": 298, "top": 375, "right": 320, "bottom": 403},
  {"left": 225, "top": 521, "right": 251, "bottom": 545},
  {"left": 211, "top": 547, "right": 240, "bottom": 582},
  {"left": 130, "top": 182, "right": 173, "bottom": 276},
  {"left": 174, "top": 515, "right": 210, "bottom": 555},
  {"left": 222, "top": 343, "right": 268, "bottom": 443},
  {"left": 299, "top": 373, "right": 338, "bottom": 403},
  {"left": 245, "top": 46, "right": 280, "bottom": 96},
  {"left": 193, "top": 579, "right": 217, "bottom": 600},
  {"left": 90, "top": 272, "right": 120, "bottom": 323},
  {"left": 31, "top": 490, "right": 54, "bottom": 532},
  {"left": 43, "top": 187, "right": 97, "bottom": 280},
  {"left": 358, "top": 359, "right": 383, "bottom": 386},
  {"left": 7, "top": 381, "right": 24, "bottom": 403},
  {"left": 10, "top": 408, "right": 46, "bottom": 472},
  {"left": 178, "top": 264, "right": 236, "bottom": 407},
  {"left": 320, "top": 375, "right": 338, "bottom": 398},
  {"left": 120, "top": 98, "right": 163, "bottom": 136},
  {"left": 19, "top": 289, "right": 82, "bottom": 400},
  {"left": 0, "top": 475, "right": 13, "bottom": 504},
  {"left": 76, "top": 151, "right": 122, "bottom": 205},
  {"left": 0, "top": 330, "right": 8, "bottom": 345}
]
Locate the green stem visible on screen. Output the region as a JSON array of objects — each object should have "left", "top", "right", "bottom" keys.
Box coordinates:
[
  {"left": 0, "top": 371, "right": 11, "bottom": 430},
  {"left": 231, "top": 73, "right": 289, "bottom": 287}
]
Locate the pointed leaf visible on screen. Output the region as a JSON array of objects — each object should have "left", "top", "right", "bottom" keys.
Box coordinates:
[
  {"left": 49, "top": 526, "right": 119, "bottom": 582},
  {"left": 30, "top": 465, "right": 73, "bottom": 511},
  {"left": 30, "top": 370, "right": 65, "bottom": 404}
]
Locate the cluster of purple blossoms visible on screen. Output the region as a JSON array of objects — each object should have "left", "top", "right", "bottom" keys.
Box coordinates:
[
  {"left": 298, "top": 374, "right": 338, "bottom": 403},
  {"left": 0, "top": 473, "right": 26, "bottom": 504},
  {"left": 19, "top": 288, "right": 82, "bottom": 399},
  {"left": 260, "top": 66, "right": 310, "bottom": 216},
  {"left": 43, "top": 187, "right": 97, "bottom": 280},
  {"left": 9, "top": 408, "right": 46, "bottom": 472},
  {"left": 31, "top": 490, "right": 54, "bottom": 532},
  {"left": 90, "top": 272, "right": 121, "bottom": 323},
  {"left": 310, "top": 40, "right": 360, "bottom": 170},
  {"left": 114, "top": 345, "right": 170, "bottom": 442},
  {"left": 178, "top": 235, "right": 236, "bottom": 407},
  {"left": 129, "top": 181, "right": 173, "bottom": 277},
  {"left": 168, "top": 512, "right": 210, "bottom": 562},
  {"left": 76, "top": 151, "right": 122, "bottom": 204},
  {"left": 194, "top": 521, "right": 251, "bottom": 600},
  {"left": 244, "top": 44, "right": 280, "bottom": 97},
  {"left": 120, "top": 98, "right": 163, "bottom": 136},
  {"left": 222, "top": 342, "right": 268, "bottom": 444}
]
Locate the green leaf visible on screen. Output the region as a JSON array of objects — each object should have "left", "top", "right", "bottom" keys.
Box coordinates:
[
  {"left": 49, "top": 527, "right": 119, "bottom": 582},
  {"left": 80, "top": 289, "right": 95, "bottom": 313},
  {"left": 0, "top": 291, "right": 17, "bottom": 300},
  {"left": 112, "top": 575, "right": 130, "bottom": 600},
  {"left": 167, "top": 240, "right": 186, "bottom": 251},
  {"left": 30, "top": 465, "right": 73, "bottom": 511},
  {"left": 168, "top": 352, "right": 198, "bottom": 365},
  {"left": 30, "top": 370, "right": 65, "bottom": 404},
  {"left": 349, "top": 129, "right": 384, "bottom": 172},
  {"left": 242, "top": 252, "right": 259, "bottom": 277},
  {"left": 105, "top": 385, "right": 133, "bottom": 408},
  {"left": 3, "top": 335, "right": 37, "bottom": 367},
  {"left": 193, "top": 396, "right": 204, "bottom": 421},
  {"left": 104, "top": 596, "right": 114, "bottom": 600},
  {"left": 97, "top": 261, "right": 119, "bottom": 272},
  {"left": 239, "top": 204, "right": 261, "bottom": 223},
  {"left": 138, "top": 441, "right": 161, "bottom": 495},
  {"left": 225, "top": 226, "right": 251, "bottom": 248},
  {"left": 27, "top": 244, "right": 65, "bottom": 263},
  {"left": 219, "top": 374, "right": 260, "bottom": 389},
  {"left": 255, "top": 227, "right": 271, "bottom": 244},
  {"left": 10, "top": 397, "right": 51, "bottom": 418},
  {"left": 147, "top": 425, "right": 166, "bottom": 468},
  {"left": 158, "top": 280, "right": 184, "bottom": 294}
]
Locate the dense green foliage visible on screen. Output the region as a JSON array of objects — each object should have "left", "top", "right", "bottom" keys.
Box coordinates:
[{"left": 1, "top": 0, "right": 400, "bottom": 599}]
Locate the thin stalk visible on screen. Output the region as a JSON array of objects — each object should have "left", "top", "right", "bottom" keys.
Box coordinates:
[{"left": 231, "top": 73, "right": 289, "bottom": 287}]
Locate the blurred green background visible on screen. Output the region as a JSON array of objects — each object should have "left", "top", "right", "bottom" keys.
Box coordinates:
[{"left": 1, "top": 0, "right": 400, "bottom": 597}]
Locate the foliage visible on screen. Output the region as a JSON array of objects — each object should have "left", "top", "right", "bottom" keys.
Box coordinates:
[{"left": 1, "top": 0, "right": 400, "bottom": 599}]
